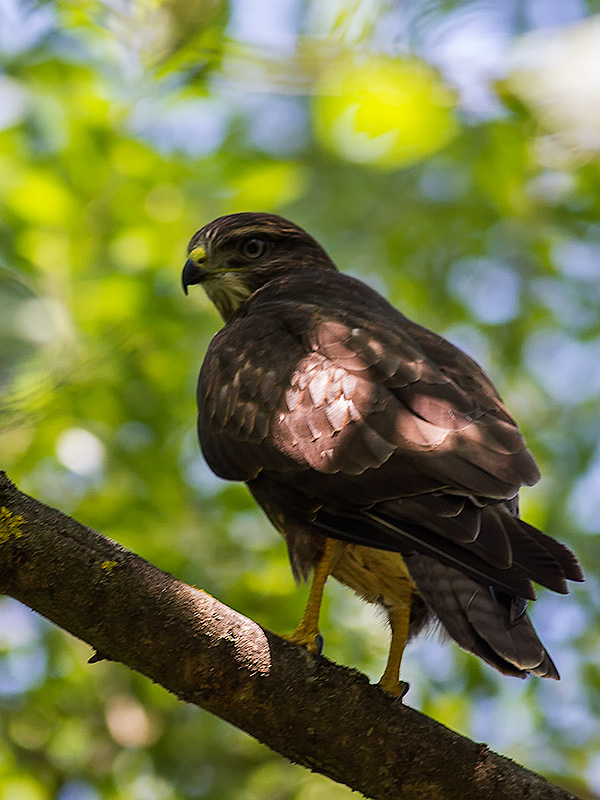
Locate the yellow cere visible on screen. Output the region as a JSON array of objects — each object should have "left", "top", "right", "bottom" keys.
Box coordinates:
[
  {"left": 0, "top": 506, "right": 24, "bottom": 544},
  {"left": 189, "top": 245, "right": 206, "bottom": 264}
]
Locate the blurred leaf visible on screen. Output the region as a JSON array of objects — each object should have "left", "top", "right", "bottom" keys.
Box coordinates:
[{"left": 313, "top": 55, "right": 458, "bottom": 168}]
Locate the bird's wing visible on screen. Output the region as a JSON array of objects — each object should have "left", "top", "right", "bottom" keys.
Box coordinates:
[
  {"left": 293, "top": 310, "right": 541, "bottom": 499},
  {"left": 197, "top": 288, "right": 582, "bottom": 598}
]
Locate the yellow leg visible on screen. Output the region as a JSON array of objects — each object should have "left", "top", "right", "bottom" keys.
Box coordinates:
[
  {"left": 377, "top": 598, "right": 412, "bottom": 698},
  {"left": 285, "top": 539, "right": 336, "bottom": 654}
]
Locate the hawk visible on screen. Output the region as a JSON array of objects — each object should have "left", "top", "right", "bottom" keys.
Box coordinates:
[{"left": 182, "top": 212, "right": 583, "bottom": 696}]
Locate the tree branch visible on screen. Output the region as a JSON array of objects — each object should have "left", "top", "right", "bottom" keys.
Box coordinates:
[{"left": 0, "top": 472, "right": 580, "bottom": 800}]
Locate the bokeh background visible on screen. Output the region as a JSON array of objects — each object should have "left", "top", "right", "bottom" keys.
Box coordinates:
[{"left": 1, "top": 0, "right": 600, "bottom": 797}]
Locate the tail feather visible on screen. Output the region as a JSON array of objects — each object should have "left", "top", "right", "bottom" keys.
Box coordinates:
[
  {"left": 518, "top": 519, "right": 585, "bottom": 583},
  {"left": 490, "top": 509, "right": 569, "bottom": 594},
  {"left": 405, "top": 553, "right": 560, "bottom": 679}
]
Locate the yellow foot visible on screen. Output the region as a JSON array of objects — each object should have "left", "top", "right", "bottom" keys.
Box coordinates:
[
  {"left": 377, "top": 677, "right": 409, "bottom": 699},
  {"left": 283, "top": 628, "right": 324, "bottom": 655}
]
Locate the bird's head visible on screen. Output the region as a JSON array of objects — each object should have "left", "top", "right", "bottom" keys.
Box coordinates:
[{"left": 182, "top": 212, "right": 336, "bottom": 321}]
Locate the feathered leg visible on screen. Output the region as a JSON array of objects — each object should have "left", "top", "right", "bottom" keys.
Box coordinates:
[
  {"left": 378, "top": 591, "right": 412, "bottom": 698},
  {"left": 285, "top": 538, "right": 336, "bottom": 654}
]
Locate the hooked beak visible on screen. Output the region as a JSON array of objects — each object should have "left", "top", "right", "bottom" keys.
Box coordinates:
[{"left": 182, "top": 246, "right": 208, "bottom": 295}]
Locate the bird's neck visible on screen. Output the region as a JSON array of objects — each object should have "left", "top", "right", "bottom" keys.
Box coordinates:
[{"left": 203, "top": 272, "right": 254, "bottom": 321}]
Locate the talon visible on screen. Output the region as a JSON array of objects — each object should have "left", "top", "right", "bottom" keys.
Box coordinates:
[
  {"left": 88, "top": 650, "right": 108, "bottom": 664},
  {"left": 377, "top": 678, "right": 409, "bottom": 699},
  {"left": 284, "top": 628, "right": 323, "bottom": 654},
  {"left": 314, "top": 633, "right": 324, "bottom": 655}
]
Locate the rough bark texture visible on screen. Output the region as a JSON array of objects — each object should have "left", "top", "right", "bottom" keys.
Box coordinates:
[{"left": 0, "top": 471, "right": 580, "bottom": 800}]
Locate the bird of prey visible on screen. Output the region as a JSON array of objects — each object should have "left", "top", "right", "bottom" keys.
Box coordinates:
[{"left": 182, "top": 212, "right": 583, "bottom": 696}]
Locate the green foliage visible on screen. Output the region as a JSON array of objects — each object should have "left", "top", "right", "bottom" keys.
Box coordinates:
[{"left": 1, "top": 1, "right": 599, "bottom": 798}]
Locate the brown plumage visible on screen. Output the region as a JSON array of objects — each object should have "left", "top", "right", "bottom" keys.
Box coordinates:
[{"left": 182, "top": 211, "right": 583, "bottom": 687}]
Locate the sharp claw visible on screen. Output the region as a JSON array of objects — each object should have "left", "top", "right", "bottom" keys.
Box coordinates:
[
  {"left": 377, "top": 678, "right": 409, "bottom": 700},
  {"left": 283, "top": 629, "right": 323, "bottom": 655},
  {"left": 88, "top": 650, "right": 108, "bottom": 664}
]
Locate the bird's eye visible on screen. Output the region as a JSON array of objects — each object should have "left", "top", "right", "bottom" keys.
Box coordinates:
[{"left": 241, "top": 238, "right": 266, "bottom": 259}]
